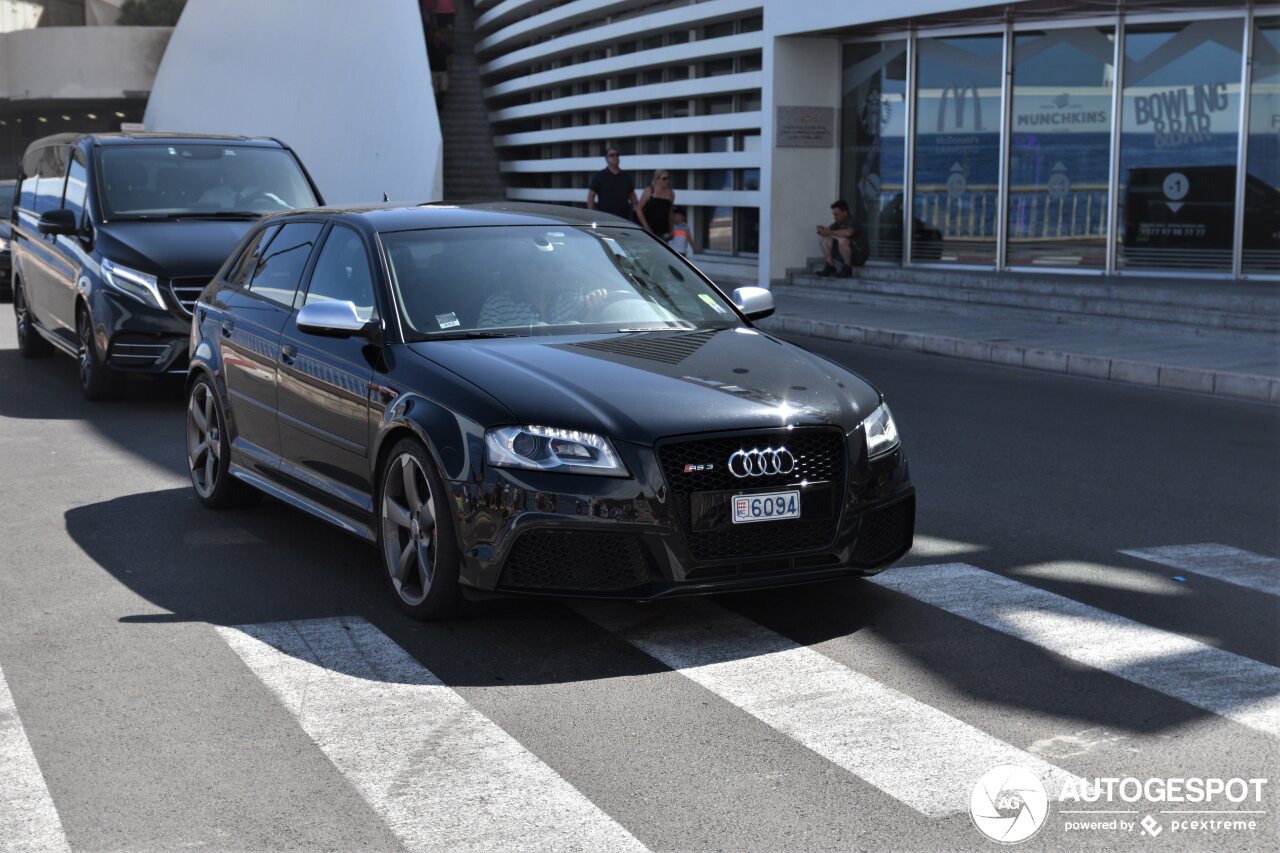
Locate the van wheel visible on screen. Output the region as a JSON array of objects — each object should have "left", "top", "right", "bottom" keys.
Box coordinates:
[
  {"left": 14, "top": 282, "right": 52, "bottom": 358},
  {"left": 77, "top": 307, "right": 121, "bottom": 401}
]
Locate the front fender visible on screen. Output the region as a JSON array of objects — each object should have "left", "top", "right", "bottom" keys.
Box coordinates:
[{"left": 373, "top": 392, "right": 484, "bottom": 484}]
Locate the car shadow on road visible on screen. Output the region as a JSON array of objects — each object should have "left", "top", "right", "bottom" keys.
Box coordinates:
[{"left": 63, "top": 487, "right": 1275, "bottom": 749}]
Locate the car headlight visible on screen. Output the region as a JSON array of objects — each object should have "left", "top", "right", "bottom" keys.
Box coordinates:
[
  {"left": 863, "top": 403, "right": 900, "bottom": 459},
  {"left": 485, "top": 425, "right": 627, "bottom": 476},
  {"left": 101, "top": 258, "right": 164, "bottom": 309}
]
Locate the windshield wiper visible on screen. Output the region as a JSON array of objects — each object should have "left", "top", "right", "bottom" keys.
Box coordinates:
[
  {"left": 158, "top": 212, "right": 261, "bottom": 220},
  {"left": 424, "top": 330, "right": 522, "bottom": 340}
]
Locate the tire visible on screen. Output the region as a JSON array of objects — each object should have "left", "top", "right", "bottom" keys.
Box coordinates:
[
  {"left": 186, "top": 375, "right": 261, "bottom": 509},
  {"left": 76, "top": 307, "right": 122, "bottom": 401},
  {"left": 14, "top": 281, "right": 52, "bottom": 358},
  {"left": 377, "top": 437, "right": 463, "bottom": 620}
]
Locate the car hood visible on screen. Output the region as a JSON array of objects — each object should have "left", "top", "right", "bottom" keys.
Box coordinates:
[
  {"left": 408, "top": 327, "right": 882, "bottom": 445},
  {"left": 95, "top": 219, "right": 256, "bottom": 280}
]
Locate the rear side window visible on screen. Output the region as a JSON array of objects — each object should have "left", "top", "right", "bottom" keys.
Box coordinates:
[
  {"left": 18, "top": 148, "right": 42, "bottom": 211},
  {"left": 303, "top": 225, "right": 377, "bottom": 321},
  {"left": 247, "top": 222, "right": 323, "bottom": 307},
  {"left": 35, "top": 146, "right": 69, "bottom": 214},
  {"left": 226, "top": 224, "right": 279, "bottom": 288}
]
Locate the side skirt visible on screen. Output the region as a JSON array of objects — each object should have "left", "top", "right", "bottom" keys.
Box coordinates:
[{"left": 229, "top": 462, "right": 377, "bottom": 544}]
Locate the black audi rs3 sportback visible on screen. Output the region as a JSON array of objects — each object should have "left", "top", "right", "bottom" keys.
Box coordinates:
[{"left": 187, "top": 202, "right": 914, "bottom": 619}]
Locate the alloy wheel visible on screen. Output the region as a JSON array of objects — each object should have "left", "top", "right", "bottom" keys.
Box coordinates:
[
  {"left": 187, "top": 382, "right": 222, "bottom": 498},
  {"left": 77, "top": 316, "right": 93, "bottom": 388},
  {"left": 381, "top": 453, "right": 436, "bottom": 606},
  {"left": 14, "top": 286, "right": 29, "bottom": 348}
]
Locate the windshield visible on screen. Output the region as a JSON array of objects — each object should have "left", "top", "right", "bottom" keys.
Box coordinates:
[
  {"left": 97, "top": 144, "right": 318, "bottom": 219},
  {"left": 383, "top": 225, "right": 742, "bottom": 339}
]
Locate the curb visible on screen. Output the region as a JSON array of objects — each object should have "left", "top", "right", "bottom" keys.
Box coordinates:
[{"left": 758, "top": 315, "right": 1280, "bottom": 405}]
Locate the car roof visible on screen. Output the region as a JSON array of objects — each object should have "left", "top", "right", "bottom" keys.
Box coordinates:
[
  {"left": 25, "top": 132, "right": 287, "bottom": 150},
  {"left": 270, "top": 201, "right": 645, "bottom": 232}
]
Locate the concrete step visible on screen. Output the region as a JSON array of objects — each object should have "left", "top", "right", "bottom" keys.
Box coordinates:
[
  {"left": 790, "top": 259, "right": 1280, "bottom": 314},
  {"left": 773, "top": 279, "right": 1278, "bottom": 343}
]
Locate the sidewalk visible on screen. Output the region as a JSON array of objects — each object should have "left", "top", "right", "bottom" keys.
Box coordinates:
[{"left": 757, "top": 291, "right": 1280, "bottom": 405}]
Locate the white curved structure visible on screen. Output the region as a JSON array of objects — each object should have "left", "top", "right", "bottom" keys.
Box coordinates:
[
  {"left": 144, "top": 0, "right": 441, "bottom": 205},
  {"left": 474, "top": 0, "right": 765, "bottom": 280}
]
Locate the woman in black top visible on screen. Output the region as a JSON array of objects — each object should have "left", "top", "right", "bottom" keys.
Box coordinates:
[{"left": 636, "top": 169, "right": 675, "bottom": 237}]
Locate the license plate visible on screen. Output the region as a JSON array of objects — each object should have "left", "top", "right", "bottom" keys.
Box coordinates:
[{"left": 732, "top": 490, "right": 800, "bottom": 524}]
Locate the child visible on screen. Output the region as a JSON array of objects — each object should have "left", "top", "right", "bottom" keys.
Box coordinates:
[{"left": 667, "top": 208, "right": 695, "bottom": 257}]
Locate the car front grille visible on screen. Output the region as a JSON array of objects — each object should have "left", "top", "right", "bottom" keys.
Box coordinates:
[
  {"left": 658, "top": 428, "right": 846, "bottom": 562},
  {"left": 498, "top": 530, "right": 653, "bottom": 592},
  {"left": 168, "top": 277, "right": 210, "bottom": 316}
]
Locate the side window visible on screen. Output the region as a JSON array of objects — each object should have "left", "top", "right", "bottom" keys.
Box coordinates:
[
  {"left": 64, "top": 149, "right": 89, "bottom": 224},
  {"left": 247, "top": 221, "right": 323, "bottom": 307},
  {"left": 34, "top": 146, "right": 69, "bottom": 214},
  {"left": 303, "top": 225, "right": 377, "bottom": 320},
  {"left": 18, "top": 148, "right": 42, "bottom": 211},
  {"left": 226, "top": 224, "right": 279, "bottom": 287}
]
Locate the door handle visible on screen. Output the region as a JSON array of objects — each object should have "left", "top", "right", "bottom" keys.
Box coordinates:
[
  {"left": 221, "top": 319, "right": 235, "bottom": 337},
  {"left": 280, "top": 344, "right": 298, "bottom": 365}
]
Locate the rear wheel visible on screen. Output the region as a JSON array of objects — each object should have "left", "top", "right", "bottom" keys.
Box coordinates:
[
  {"left": 187, "top": 375, "right": 260, "bottom": 508},
  {"left": 14, "top": 281, "right": 52, "bottom": 358},
  {"left": 377, "top": 438, "right": 463, "bottom": 620},
  {"left": 77, "top": 307, "right": 121, "bottom": 401}
]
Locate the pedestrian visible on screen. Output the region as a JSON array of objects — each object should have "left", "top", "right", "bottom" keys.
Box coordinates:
[
  {"left": 429, "top": 0, "right": 455, "bottom": 48},
  {"left": 428, "top": 28, "right": 451, "bottom": 102},
  {"left": 586, "top": 147, "right": 638, "bottom": 221},
  {"left": 667, "top": 207, "right": 695, "bottom": 256},
  {"left": 636, "top": 169, "right": 675, "bottom": 237},
  {"left": 817, "top": 199, "right": 866, "bottom": 277}
]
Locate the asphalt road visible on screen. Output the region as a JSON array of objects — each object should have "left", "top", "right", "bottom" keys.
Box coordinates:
[{"left": 0, "top": 318, "right": 1276, "bottom": 852}]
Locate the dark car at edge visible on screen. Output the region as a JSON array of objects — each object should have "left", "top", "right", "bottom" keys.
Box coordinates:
[
  {"left": 10, "top": 132, "right": 323, "bottom": 398},
  {"left": 187, "top": 202, "right": 915, "bottom": 618}
]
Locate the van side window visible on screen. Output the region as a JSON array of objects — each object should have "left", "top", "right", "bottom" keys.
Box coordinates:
[
  {"left": 18, "top": 148, "right": 42, "bottom": 211},
  {"left": 35, "top": 146, "right": 69, "bottom": 214},
  {"left": 226, "top": 224, "right": 279, "bottom": 288},
  {"left": 64, "top": 149, "right": 89, "bottom": 224},
  {"left": 247, "top": 222, "right": 323, "bottom": 307}
]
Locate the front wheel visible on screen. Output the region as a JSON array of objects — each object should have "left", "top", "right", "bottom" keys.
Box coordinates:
[
  {"left": 378, "top": 438, "right": 463, "bottom": 620},
  {"left": 187, "top": 375, "right": 260, "bottom": 508},
  {"left": 77, "top": 308, "right": 121, "bottom": 401}
]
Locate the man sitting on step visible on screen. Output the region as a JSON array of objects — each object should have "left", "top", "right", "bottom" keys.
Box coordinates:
[{"left": 817, "top": 199, "right": 867, "bottom": 278}]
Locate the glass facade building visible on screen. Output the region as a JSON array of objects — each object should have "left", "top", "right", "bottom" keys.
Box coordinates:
[{"left": 839, "top": 9, "right": 1279, "bottom": 279}]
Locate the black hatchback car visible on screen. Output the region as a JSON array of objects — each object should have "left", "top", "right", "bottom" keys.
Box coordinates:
[
  {"left": 10, "top": 133, "right": 322, "bottom": 398},
  {"left": 188, "top": 202, "right": 915, "bottom": 619}
]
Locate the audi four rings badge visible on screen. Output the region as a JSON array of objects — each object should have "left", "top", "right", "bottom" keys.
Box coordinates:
[{"left": 727, "top": 448, "right": 796, "bottom": 478}]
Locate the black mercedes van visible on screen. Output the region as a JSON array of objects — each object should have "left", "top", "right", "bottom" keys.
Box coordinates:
[{"left": 10, "top": 133, "right": 323, "bottom": 399}]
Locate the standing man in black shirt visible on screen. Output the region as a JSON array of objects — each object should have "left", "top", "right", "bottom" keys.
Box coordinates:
[{"left": 586, "top": 147, "right": 638, "bottom": 220}]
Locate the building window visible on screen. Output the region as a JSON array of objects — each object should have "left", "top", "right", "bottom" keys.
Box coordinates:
[
  {"left": 912, "top": 34, "right": 1004, "bottom": 264},
  {"left": 703, "top": 206, "right": 733, "bottom": 252},
  {"left": 736, "top": 208, "right": 760, "bottom": 254},
  {"left": 1006, "top": 27, "right": 1114, "bottom": 269},
  {"left": 1117, "top": 19, "right": 1244, "bottom": 272},
  {"left": 1243, "top": 15, "right": 1279, "bottom": 275}
]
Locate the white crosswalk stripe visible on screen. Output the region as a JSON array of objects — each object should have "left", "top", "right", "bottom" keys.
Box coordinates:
[
  {"left": 1122, "top": 543, "right": 1280, "bottom": 596},
  {"left": 575, "top": 598, "right": 1083, "bottom": 817},
  {"left": 871, "top": 563, "right": 1280, "bottom": 738},
  {"left": 0, "top": 663, "right": 70, "bottom": 853},
  {"left": 216, "top": 617, "right": 647, "bottom": 853}
]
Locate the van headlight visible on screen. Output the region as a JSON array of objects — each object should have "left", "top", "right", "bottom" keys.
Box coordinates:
[
  {"left": 485, "top": 425, "right": 627, "bottom": 476},
  {"left": 101, "top": 258, "right": 164, "bottom": 309},
  {"left": 864, "top": 403, "right": 900, "bottom": 459}
]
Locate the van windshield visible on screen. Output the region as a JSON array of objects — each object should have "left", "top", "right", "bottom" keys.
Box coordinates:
[{"left": 97, "top": 144, "right": 318, "bottom": 219}]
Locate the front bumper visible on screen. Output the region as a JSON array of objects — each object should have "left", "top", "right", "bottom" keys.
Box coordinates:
[
  {"left": 450, "top": 426, "right": 915, "bottom": 600},
  {"left": 89, "top": 285, "right": 192, "bottom": 375}
]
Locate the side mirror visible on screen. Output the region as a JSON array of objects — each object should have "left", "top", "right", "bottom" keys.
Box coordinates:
[
  {"left": 296, "top": 300, "right": 369, "bottom": 338},
  {"left": 38, "top": 208, "right": 78, "bottom": 237},
  {"left": 732, "top": 286, "right": 775, "bottom": 321}
]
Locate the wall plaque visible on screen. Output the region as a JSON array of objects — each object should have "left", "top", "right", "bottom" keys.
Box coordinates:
[{"left": 776, "top": 106, "right": 835, "bottom": 148}]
